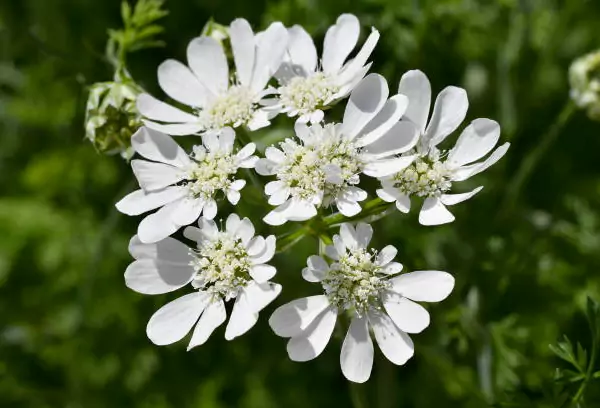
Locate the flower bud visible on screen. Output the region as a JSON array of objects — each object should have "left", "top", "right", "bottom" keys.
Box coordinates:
[
  {"left": 569, "top": 50, "right": 600, "bottom": 121},
  {"left": 84, "top": 75, "right": 143, "bottom": 159}
]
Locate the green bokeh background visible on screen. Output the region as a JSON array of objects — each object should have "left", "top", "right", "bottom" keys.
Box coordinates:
[{"left": 1, "top": 0, "right": 600, "bottom": 406}]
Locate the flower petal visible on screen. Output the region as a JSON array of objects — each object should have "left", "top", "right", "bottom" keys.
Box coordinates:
[
  {"left": 418, "top": 197, "right": 455, "bottom": 226},
  {"left": 375, "top": 245, "right": 397, "bottom": 266},
  {"left": 447, "top": 118, "right": 501, "bottom": 167},
  {"left": 137, "top": 94, "right": 198, "bottom": 124},
  {"left": 423, "top": 86, "right": 468, "bottom": 148},
  {"left": 125, "top": 258, "right": 194, "bottom": 295},
  {"left": 115, "top": 186, "right": 186, "bottom": 216},
  {"left": 141, "top": 119, "right": 203, "bottom": 136},
  {"left": 229, "top": 18, "right": 255, "bottom": 87},
  {"left": 131, "top": 126, "right": 191, "bottom": 168},
  {"left": 440, "top": 186, "right": 483, "bottom": 206},
  {"left": 157, "top": 59, "right": 209, "bottom": 107},
  {"left": 251, "top": 22, "right": 288, "bottom": 92},
  {"left": 361, "top": 121, "right": 419, "bottom": 159},
  {"left": 302, "top": 255, "right": 329, "bottom": 282},
  {"left": 339, "top": 223, "right": 358, "bottom": 250},
  {"left": 131, "top": 160, "right": 184, "bottom": 191},
  {"left": 250, "top": 235, "right": 276, "bottom": 264},
  {"left": 383, "top": 295, "right": 430, "bottom": 334},
  {"left": 224, "top": 290, "right": 258, "bottom": 340},
  {"left": 244, "top": 281, "right": 282, "bottom": 313},
  {"left": 286, "top": 25, "right": 317, "bottom": 75},
  {"left": 355, "top": 94, "right": 409, "bottom": 147},
  {"left": 362, "top": 155, "right": 416, "bottom": 178},
  {"left": 389, "top": 270, "right": 455, "bottom": 302},
  {"left": 368, "top": 309, "right": 414, "bottom": 365},
  {"left": 322, "top": 14, "right": 359, "bottom": 74},
  {"left": 355, "top": 223, "right": 373, "bottom": 248},
  {"left": 137, "top": 199, "right": 184, "bottom": 244},
  {"left": 187, "top": 298, "right": 226, "bottom": 350},
  {"left": 287, "top": 306, "right": 338, "bottom": 362},
  {"left": 202, "top": 199, "right": 218, "bottom": 220},
  {"left": 269, "top": 295, "right": 331, "bottom": 337},
  {"left": 452, "top": 143, "right": 510, "bottom": 182},
  {"left": 128, "top": 235, "right": 191, "bottom": 262},
  {"left": 340, "top": 315, "right": 374, "bottom": 383},
  {"left": 342, "top": 73, "right": 389, "bottom": 140},
  {"left": 249, "top": 264, "right": 277, "bottom": 283},
  {"left": 397, "top": 70, "right": 431, "bottom": 134},
  {"left": 187, "top": 37, "right": 228, "bottom": 96},
  {"left": 146, "top": 292, "right": 209, "bottom": 345}
]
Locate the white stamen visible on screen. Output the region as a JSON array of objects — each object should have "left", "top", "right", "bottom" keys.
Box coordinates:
[
  {"left": 198, "top": 85, "right": 256, "bottom": 130},
  {"left": 278, "top": 73, "right": 338, "bottom": 116},
  {"left": 190, "top": 232, "right": 251, "bottom": 300},
  {"left": 391, "top": 152, "right": 452, "bottom": 198},
  {"left": 322, "top": 248, "right": 389, "bottom": 315}
]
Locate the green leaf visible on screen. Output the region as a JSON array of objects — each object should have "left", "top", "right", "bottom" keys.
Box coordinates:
[{"left": 120, "top": 1, "right": 131, "bottom": 24}]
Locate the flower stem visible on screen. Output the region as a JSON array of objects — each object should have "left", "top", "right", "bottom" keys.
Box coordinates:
[{"left": 503, "top": 101, "right": 576, "bottom": 212}]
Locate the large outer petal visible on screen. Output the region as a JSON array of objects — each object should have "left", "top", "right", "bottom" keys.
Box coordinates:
[
  {"left": 322, "top": 14, "right": 359, "bottom": 74},
  {"left": 157, "top": 60, "right": 209, "bottom": 107},
  {"left": 187, "top": 37, "right": 228, "bottom": 96},
  {"left": 187, "top": 298, "right": 227, "bottom": 350},
  {"left": 137, "top": 94, "right": 198, "bottom": 124},
  {"left": 125, "top": 258, "right": 195, "bottom": 295},
  {"left": 447, "top": 118, "right": 501, "bottom": 167},
  {"left": 269, "top": 295, "right": 330, "bottom": 337},
  {"left": 340, "top": 315, "right": 374, "bottom": 383},
  {"left": 131, "top": 126, "right": 191, "bottom": 168},
  {"left": 251, "top": 22, "right": 288, "bottom": 92},
  {"left": 423, "top": 86, "right": 468, "bottom": 148},
  {"left": 146, "top": 291, "right": 210, "bottom": 345},
  {"left": 389, "top": 270, "right": 455, "bottom": 302},
  {"left": 131, "top": 160, "right": 184, "bottom": 191},
  {"left": 287, "top": 25, "right": 317, "bottom": 75},
  {"left": 286, "top": 306, "right": 338, "bottom": 362},
  {"left": 418, "top": 197, "right": 455, "bottom": 226},
  {"left": 115, "top": 186, "right": 187, "bottom": 216},
  {"left": 229, "top": 19, "right": 255, "bottom": 87},
  {"left": 342, "top": 74, "right": 389, "bottom": 140},
  {"left": 398, "top": 70, "right": 431, "bottom": 134},
  {"left": 368, "top": 309, "right": 414, "bottom": 365}
]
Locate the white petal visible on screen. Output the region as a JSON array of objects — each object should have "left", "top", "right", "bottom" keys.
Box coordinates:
[
  {"left": 236, "top": 142, "right": 257, "bottom": 161},
  {"left": 265, "top": 146, "right": 286, "bottom": 163},
  {"left": 225, "top": 213, "right": 241, "bottom": 234},
  {"left": 419, "top": 197, "right": 455, "bottom": 226},
  {"left": 250, "top": 235, "right": 276, "bottom": 264},
  {"left": 187, "top": 37, "right": 228, "bottom": 95},
  {"left": 198, "top": 217, "right": 218, "bottom": 239},
  {"left": 355, "top": 223, "right": 373, "bottom": 248},
  {"left": 397, "top": 69, "right": 431, "bottom": 134},
  {"left": 452, "top": 142, "right": 510, "bottom": 182},
  {"left": 137, "top": 199, "right": 183, "bottom": 244},
  {"left": 128, "top": 235, "right": 191, "bottom": 262},
  {"left": 131, "top": 160, "right": 184, "bottom": 191},
  {"left": 137, "top": 94, "right": 198, "bottom": 123},
  {"left": 235, "top": 218, "right": 255, "bottom": 245},
  {"left": 362, "top": 155, "right": 416, "bottom": 178},
  {"left": 395, "top": 194, "right": 411, "bottom": 213},
  {"left": 229, "top": 18, "right": 255, "bottom": 87},
  {"left": 287, "top": 306, "right": 338, "bottom": 362},
  {"left": 125, "top": 258, "right": 194, "bottom": 295},
  {"left": 361, "top": 121, "right": 419, "bottom": 159},
  {"left": 423, "top": 86, "right": 468, "bottom": 148},
  {"left": 340, "top": 315, "right": 374, "bottom": 383},
  {"left": 322, "top": 14, "right": 359, "bottom": 74},
  {"left": 336, "top": 192, "right": 365, "bottom": 217},
  {"left": 268, "top": 295, "right": 330, "bottom": 337},
  {"left": 226, "top": 189, "right": 241, "bottom": 205},
  {"left": 382, "top": 262, "right": 403, "bottom": 274},
  {"left": 115, "top": 186, "right": 186, "bottom": 216},
  {"left": 355, "top": 94, "right": 409, "bottom": 147},
  {"left": 203, "top": 199, "right": 218, "bottom": 220},
  {"left": 336, "top": 28, "right": 380, "bottom": 84},
  {"left": 389, "top": 270, "right": 455, "bottom": 302},
  {"left": 251, "top": 22, "right": 288, "bottom": 92},
  {"left": 339, "top": 223, "right": 358, "bottom": 250},
  {"left": 368, "top": 309, "right": 414, "bottom": 365},
  {"left": 218, "top": 127, "right": 236, "bottom": 153},
  {"left": 342, "top": 73, "right": 389, "bottom": 140},
  {"left": 157, "top": 59, "right": 208, "bottom": 107},
  {"left": 224, "top": 290, "right": 258, "bottom": 340},
  {"left": 244, "top": 281, "right": 282, "bottom": 313},
  {"left": 447, "top": 118, "right": 501, "bottom": 167},
  {"left": 302, "top": 255, "right": 329, "bottom": 282},
  {"left": 131, "top": 126, "right": 191, "bottom": 168},
  {"left": 383, "top": 295, "right": 430, "bottom": 334},
  {"left": 187, "top": 298, "right": 226, "bottom": 350},
  {"left": 375, "top": 245, "right": 397, "bottom": 266},
  {"left": 249, "top": 264, "right": 276, "bottom": 283},
  {"left": 171, "top": 197, "right": 203, "bottom": 226},
  {"left": 246, "top": 236, "right": 266, "bottom": 256},
  {"left": 286, "top": 25, "right": 317, "bottom": 75},
  {"left": 284, "top": 199, "right": 318, "bottom": 222},
  {"left": 142, "top": 119, "right": 203, "bottom": 136},
  {"left": 229, "top": 179, "right": 246, "bottom": 191},
  {"left": 146, "top": 292, "right": 209, "bottom": 345},
  {"left": 440, "top": 186, "right": 483, "bottom": 206}
]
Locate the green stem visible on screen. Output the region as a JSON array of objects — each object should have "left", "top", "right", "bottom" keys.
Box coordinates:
[
  {"left": 324, "top": 198, "right": 389, "bottom": 227},
  {"left": 570, "top": 329, "right": 598, "bottom": 406},
  {"left": 503, "top": 101, "right": 576, "bottom": 211}
]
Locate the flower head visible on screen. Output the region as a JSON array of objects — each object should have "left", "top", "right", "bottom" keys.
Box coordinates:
[
  {"left": 115, "top": 127, "right": 257, "bottom": 243},
  {"left": 570, "top": 50, "right": 600, "bottom": 121},
  {"left": 266, "top": 14, "right": 380, "bottom": 123},
  {"left": 269, "top": 222, "right": 454, "bottom": 383},
  {"left": 125, "top": 214, "right": 281, "bottom": 348},
  {"left": 377, "top": 70, "right": 510, "bottom": 225},
  {"left": 257, "top": 74, "right": 419, "bottom": 225},
  {"left": 137, "top": 18, "right": 288, "bottom": 135}
]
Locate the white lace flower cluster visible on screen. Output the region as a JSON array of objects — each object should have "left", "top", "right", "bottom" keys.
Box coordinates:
[{"left": 114, "top": 14, "right": 510, "bottom": 383}]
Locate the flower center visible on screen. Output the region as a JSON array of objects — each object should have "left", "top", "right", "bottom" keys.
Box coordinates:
[
  {"left": 190, "top": 232, "right": 251, "bottom": 300},
  {"left": 278, "top": 125, "right": 362, "bottom": 203},
  {"left": 278, "top": 73, "right": 339, "bottom": 115},
  {"left": 185, "top": 146, "right": 237, "bottom": 200},
  {"left": 199, "top": 85, "right": 256, "bottom": 130},
  {"left": 391, "top": 155, "right": 452, "bottom": 198},
  {"left": 321, "top": 248, "right": 389, "bottom": 315}
]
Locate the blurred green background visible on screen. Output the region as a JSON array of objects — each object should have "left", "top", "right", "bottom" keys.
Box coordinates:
[{"left": 2, "top": 0, "right": 600, "bottom": 407}]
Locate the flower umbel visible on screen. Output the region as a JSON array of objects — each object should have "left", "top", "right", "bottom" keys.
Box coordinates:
[
  {"left": 270, "top": 222, "right": 455, "bottom": 383},
  {"left": 570, "top": 50, "right": 600, "bottom": 121}
]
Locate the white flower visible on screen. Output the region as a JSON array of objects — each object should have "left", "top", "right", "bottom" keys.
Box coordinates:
[
  {"left": 377, "top": 70, "right": 510, "bottom": 226},
  {"left": 269, "top": 222, "right": 454, "bottom": 383},
  {"left": 125, "top": 214, "right": 281, "bottom": 348},
  {"left": 256, "top": 74, "right": 420, "bottom": 225},
  {"left": 116, "top": 127, "right": 257, "bottom": 243},
  {"left": 137, "top": 18, "right": 288, "bottom": 135},
  {"left": 266, "top": 14, "right": 379, "bottom": 123}
]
